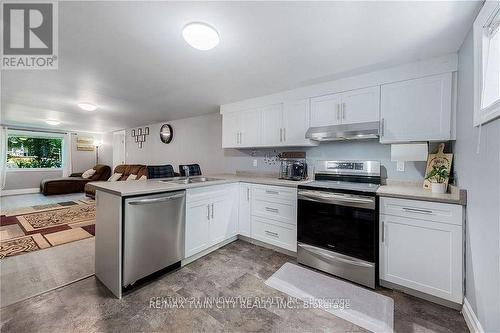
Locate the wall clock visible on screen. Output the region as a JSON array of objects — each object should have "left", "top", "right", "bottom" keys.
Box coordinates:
[{"left": 160, "top": 124, "right": 173, "bottom": 144}]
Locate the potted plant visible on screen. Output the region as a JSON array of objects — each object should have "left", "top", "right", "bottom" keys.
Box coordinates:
[{"left": 425, "top": 165, "right": 449, "bottom": 194}]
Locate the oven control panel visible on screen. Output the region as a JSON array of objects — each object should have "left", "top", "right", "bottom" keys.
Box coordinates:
[{"left": 316, "top": 160, "right": 381, "bottom": 176}]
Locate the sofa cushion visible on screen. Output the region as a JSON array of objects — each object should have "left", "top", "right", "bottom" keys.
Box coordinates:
[
  {"left": 126, "top": 174, "right": 137, "bottom": 181},
  {"left": 82, "top": 169, "right": 96, "bottom": 179},
  {"left": 108, "top": 173, "right": 122, "bottom": 181}
]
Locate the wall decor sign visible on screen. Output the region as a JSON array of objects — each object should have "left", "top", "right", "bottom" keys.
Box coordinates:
[
  {"left": 131, "top": 126, "right": 149, "bottom": 148},
  {"left": 76, "top": 137, "right": 95, "bottom": 151},
  {"left": 423, "top": 143, "right": 453, "bottom": 190},
  {"left": 159, "top": 124, "right": 173, "bottom": 144}
]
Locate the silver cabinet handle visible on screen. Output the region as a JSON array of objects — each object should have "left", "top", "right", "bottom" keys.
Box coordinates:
[
  {"left": 128, "top": 194, "right": 184, "bottom": 205},
  {"left": 279, "top": 128, "right": 283, "bottom": 142},
  {"left": 247, "top": 188, "right": 250, "bottom": 201},
  {"left": 265, "top": 207, "right": 279, "bottom": 213},
  {"left": 402, "top": 207, "right": 433, "bottom": 215},
  {"left": 380, "top": 118, "right": 385, "bottom": 137},
  {"left": 342, "top": 103, "right": 346, "bottom": 119},
  {"left": 211, "top": 203, "right": 214, "bottom": 219},
  {"left": 283, "top": 128, "right": 286, "bottom": 142},
  {"left": 265, "top": 230, "right": 279, "bottom": 238},
  {"left": 265, "top": 190, "right": 279, "bottom": 195},
  {"left": 207, "top": 204, "right": 210, "bottom": 220},
  {"left": 381, "top": 221, "right": 385, "bottom": 242}
]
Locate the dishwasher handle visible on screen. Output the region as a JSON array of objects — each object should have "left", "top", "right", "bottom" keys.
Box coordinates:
[{"left": 128, "top": 193, "right": 185, "bottom": 205}]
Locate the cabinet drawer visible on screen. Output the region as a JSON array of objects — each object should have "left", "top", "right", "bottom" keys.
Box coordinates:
[
  {"left": 252, "top": 184, "right": 297, "bottom": 203},
  {"left": 251, "top": 216, "right": 296, "bottom": 252},
  {"left": 380, "top": 197, "right": 463, "bottom": 226},
  {"left": 187, "top": 183, "right": 237, "bottom": 203},
  {"left": 252, "top": 199, "right": 296, "bottom": 225}
]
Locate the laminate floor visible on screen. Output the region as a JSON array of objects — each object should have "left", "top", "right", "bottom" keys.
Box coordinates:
[{"left": 0, "top": 240, "right": 469, "bottom": 333}]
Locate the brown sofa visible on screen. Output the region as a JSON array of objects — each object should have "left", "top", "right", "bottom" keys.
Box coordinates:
[
  {"left": 84, "top": 164, "right": 147, "bottom": 198},
  {"left": 40, "top": 164, "right": 111, "bottom": 195}
]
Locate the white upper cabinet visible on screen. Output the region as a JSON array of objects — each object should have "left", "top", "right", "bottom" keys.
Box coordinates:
[
  {"left": 283, "top": 99, "right": 313, "bottom": 146},
  {"left": 240, "top": 108, "right": 262, "bottom": 147},
  {"left": 310, "top": 93, "right": 342, "bottom": 127},
  {"left": 221, "top": 112, "right": 240, "bottom": 148},
  {"left": 222, "top": 100, "right": 316, "bottom": 148},
  {"left": 222, "top": 108, "right": 262, "bottom": 148},
  {"left": 221, "top": 56, "right": 458, "bottom": 147},
  {"left": 380, "top": 73, "right": 453, "bottom": 143},
  {"left": 310, "top": 86, "right": 380, "bottom": 127},
  {"left": 339, "top": 86, "right": 380, "bottom": 124},
  {"left": 261, "top": 104, "right": 284, "bottom": 145}
]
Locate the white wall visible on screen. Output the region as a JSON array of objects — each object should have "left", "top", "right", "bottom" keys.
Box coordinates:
[
  {"left": 3, "top": 169, "right": 62, "bottom": 190},
  {"left": 224, "top": 142, "right": 429, "bottom": 181},
  {"left": 70, "top": 132, "right": 113, "bottom": 172},
  {"left": 454, "top": 29, "right": 500, "bottom": 332},
  {"left": 125, "top": 113, "right": 225, "bottom": 175}
]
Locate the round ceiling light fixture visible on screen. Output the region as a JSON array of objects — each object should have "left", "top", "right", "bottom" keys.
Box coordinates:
[
  {"left": 45, "top": 119, "right": 61, "bottom": 126},
  {"left": 78, "top": 102, "right": 98, "bottom": 111},
  {"left": 182, "top": 22, "right": 219, "bottom": 51}
]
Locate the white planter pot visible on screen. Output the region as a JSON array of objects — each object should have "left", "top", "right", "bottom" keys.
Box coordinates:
[{"left": 431, "top": 183, "right": 447, "bottom": 194}]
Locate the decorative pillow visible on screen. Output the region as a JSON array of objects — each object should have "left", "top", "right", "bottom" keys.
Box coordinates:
[
  {"left": 126, "top": 174, "right": 137, "bottom": 181},
  {"left": 81, "top": 169, "right": 96, "bottom": 179},
  {"left": 108, "top": 173, "right": 122, "bottom": 182},
  {"left": 138, "top": 175, "right": 147, "bottom": 180}
]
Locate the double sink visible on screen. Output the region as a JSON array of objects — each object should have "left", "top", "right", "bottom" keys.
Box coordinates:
[{"left": 158, "top": 176, "right": 220, "bottom": 185}]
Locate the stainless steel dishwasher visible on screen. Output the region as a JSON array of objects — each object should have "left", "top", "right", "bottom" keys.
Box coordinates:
[{"left": 123, "top": 190, "right": 185, "bottom": 287}]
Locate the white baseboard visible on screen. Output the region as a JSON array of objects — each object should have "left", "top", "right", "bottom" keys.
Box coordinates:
[
  {"left": 462, "top": 298, "right": 484, "bottom": 333},
  {"left": 0, "top": 188, "right": 40, "bottom": 197}
]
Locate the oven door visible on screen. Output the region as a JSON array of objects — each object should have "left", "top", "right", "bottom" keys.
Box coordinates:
[{"left": 297, "top": 189, "right": 377, "bottom": 262}]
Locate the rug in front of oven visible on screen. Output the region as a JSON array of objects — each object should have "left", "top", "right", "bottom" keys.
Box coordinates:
[
  {"left": 0, "top": 200, "right": 95, "bottom": 259},
  {"left": 265, "top": 262, "right": 394, "bottom": 333}
]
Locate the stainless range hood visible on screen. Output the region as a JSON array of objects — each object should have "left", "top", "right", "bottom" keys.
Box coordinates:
[{"left": 305, "top": 121, "right": 380, "bottom": 141}]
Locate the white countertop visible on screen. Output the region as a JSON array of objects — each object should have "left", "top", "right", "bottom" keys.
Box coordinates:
[
  {"left": 90, "top": 174, "right": 466, "bottom": 205},
  {"left": 90, "top": 173, "right": 312, "bottom": 197},
  {"left": 377, "top": 182, "right": 466, "bottom": 206}
]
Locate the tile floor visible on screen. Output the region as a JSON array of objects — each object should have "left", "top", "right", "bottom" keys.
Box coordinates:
[
  {"left": 0, "top": 240, "right": 469, "bottom": 333},
  {"left": 1, "top": 191, "right": 95, "bottom": 307},
  {"left": 0, "top": 237, "right": 94, "bottom": 307},
  {"left": 0, "top": 193, "right": 87, "bottom": 211}
]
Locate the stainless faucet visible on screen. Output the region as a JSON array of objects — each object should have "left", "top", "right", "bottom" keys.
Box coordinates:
[{"left": 183, "top": 165, "right": 190, "bottom": 177}]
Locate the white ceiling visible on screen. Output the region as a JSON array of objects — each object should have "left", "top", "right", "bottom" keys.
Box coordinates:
[{"left": 1, "top": 1, "right": 481, "bottom": 133}]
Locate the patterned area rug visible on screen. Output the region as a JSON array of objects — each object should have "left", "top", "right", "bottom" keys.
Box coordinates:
[{"left": 0, "top": 200, "right": 95, "bottom": 259}]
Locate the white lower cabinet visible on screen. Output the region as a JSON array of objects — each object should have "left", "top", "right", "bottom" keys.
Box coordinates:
[
  {"left": 185, "top": 184, "right": 238, "bottom": 258},
  {"left": 249, "top": 184, "right": 297, "bottom": 252},
  {"left": 186, "top": 183, "right": 298, "bottom": 259},
  {"left": 379, "top": 197, "right": 463, "bottom": 304}
]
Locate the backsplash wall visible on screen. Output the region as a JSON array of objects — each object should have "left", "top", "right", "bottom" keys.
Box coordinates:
[{"left": 223, "top": 140, "right": 429, "bottom": 181}]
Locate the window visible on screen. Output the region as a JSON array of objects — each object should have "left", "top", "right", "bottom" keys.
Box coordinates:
[
  {"left": 474, "top": 1, "right": 500, "bottom": 125},
  {"left": 7, "top": 135, "right": 63, "bottom": 169}
]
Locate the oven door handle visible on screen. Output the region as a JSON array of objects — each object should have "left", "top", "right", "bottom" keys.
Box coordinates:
[
  {"left": 298, "top": 191, "right": 375, "bottom": 209},
  {"left": 299, "top": 243, "right": 373, "bottom": 268}
]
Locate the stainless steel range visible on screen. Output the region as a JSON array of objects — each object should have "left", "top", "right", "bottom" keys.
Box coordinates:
[{"left": 297, "top": 160, "right": 381, "bottom": 289}]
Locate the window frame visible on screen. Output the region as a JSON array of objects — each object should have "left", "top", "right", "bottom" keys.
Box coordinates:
[
  {"left": 473, "top": 0, "right": 500, "bottom": 126},
  {"left": 6, "top": 130, "right": 65, "bottom": 171}
]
